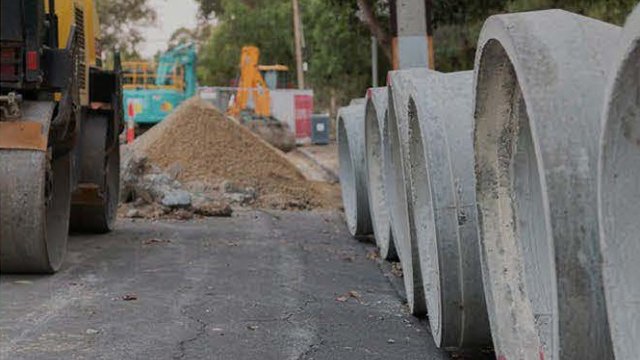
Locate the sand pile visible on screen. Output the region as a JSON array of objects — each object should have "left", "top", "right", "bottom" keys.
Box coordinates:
[{"left": 130, "top": 98, "right": 338, "bottom": 210}]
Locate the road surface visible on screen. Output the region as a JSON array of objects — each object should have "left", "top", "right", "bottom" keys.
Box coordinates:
[{"left": 0, "top": 210, "right": 450, "bottom": 360}]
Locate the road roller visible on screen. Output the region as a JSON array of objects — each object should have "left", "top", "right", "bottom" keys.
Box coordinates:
[{"left": 0, "top": 0, "right": 123, "bottom": 273}]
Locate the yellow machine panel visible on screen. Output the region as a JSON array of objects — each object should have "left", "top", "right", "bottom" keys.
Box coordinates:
[{"left": 44, "top": 0, "right": 102, "bottom": 105}]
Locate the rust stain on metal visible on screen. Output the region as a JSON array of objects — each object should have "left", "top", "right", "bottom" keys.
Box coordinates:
[
  {"left": 72, "top": 183, "right": 104, "bottom": 205},
  {"left": 0, "top": 121, "right": 47, "bottom": 151}
]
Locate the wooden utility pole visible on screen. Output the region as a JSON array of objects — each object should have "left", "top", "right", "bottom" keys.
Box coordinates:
[
  {"left": 292, "top": 0, "right": 305, "bottom": 89},
  {"left": 425, "top": 0, "right": 435, "bottom": 69}
]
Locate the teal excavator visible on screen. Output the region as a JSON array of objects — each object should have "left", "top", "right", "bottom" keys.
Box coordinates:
[{"left": 122, "top": 43, "right": 197, "bottom": 125}]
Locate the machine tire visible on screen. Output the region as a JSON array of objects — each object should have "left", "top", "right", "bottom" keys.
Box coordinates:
[{"left": 70, "top": 112, "right": 120, "bottom": 233}]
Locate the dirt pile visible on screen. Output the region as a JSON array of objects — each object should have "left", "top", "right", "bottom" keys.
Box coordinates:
[{"left": 127, "top": 98, "right": 339, "bottom": 211}]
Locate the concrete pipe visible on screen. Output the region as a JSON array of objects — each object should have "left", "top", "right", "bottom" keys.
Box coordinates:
[
  {"left": 599, "top": 5, "right": 640, "bottom": 360},
  {"left": 473, "top": 10, "right": 620, "bottom": 360},
  {"left": 384, "top": 68, "right": 430, "bottom": 316},
  {"left": 338, "top": 103, "right": 373, "bottom": 237},
  {"left": 405, "top": 71, "right": 491, "bottom": 350},
  {"left": 364, "top": 87, "right": 397, "bottom": 260}
]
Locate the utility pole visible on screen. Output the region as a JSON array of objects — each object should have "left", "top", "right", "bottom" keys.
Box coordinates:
[
  {"left": 425, "top": 0, "right": 435, "bottom": 69},
  {"left": 292, "top": 0, "right": 305, "bottom": 89}
]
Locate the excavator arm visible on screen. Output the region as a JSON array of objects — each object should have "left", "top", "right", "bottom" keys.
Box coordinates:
[
  {"left": 228, "top": 46, "right": 271, "bottom": 117},
  {"left": 155, "top": 43, "right": 197, "bottom": 98}
]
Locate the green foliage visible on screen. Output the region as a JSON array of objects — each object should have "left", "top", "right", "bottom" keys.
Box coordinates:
[
  {"left": 197, "top": 0, "right": 638, "bottom": 108},
  {"left": 198, "top": 0, "right": 381, "bottom": 109},
  {"left": 193, "top": 0, "right": 223, "bottom": 18},
  {"left": 303, "top": 0, "right": 380, "bottom": 107},
  {"left": 95, "top": 0, "right": 157, "bottom": 53},
  {"left": 198, "top": 0, "right": 294, "bottom": 85},
  {"left": 505, "top": 0, "right": 637, "bottom": 24},
  {"left": 434, "top": 0, "right": 638, "bottom": 72}
]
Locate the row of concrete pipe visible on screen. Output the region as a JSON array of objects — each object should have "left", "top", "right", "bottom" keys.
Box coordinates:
[{"left": 337, "top": 7, "right": 639, "bottom": 360}]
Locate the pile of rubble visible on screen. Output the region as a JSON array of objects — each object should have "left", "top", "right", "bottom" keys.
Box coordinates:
[
  {"left": 119, "top": 98, "right": 340, "bottom": 219},
  {"left": 119, "top": 149, "right": 234, "bottom": 219}
]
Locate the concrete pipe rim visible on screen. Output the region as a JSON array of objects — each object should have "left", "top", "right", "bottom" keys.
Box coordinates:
[
  {"left": 406, "top": 97, "right": 443, "bottom": 342},
  {"left": 365, "top": 95, "right": 396, "bottom": 260},
  {"left": 474, "top": 11, "right": 623, "bottom": 359},
  {"left": 474, "top": 35, "right": 558, "bottom": 359},
  {"left": 598, "top": 5, "right": 640, "bottom": 359},
  {"left": 384, "top": 82, "right": 426, "bottom": 316},
  {"left": 407, "top": 73, "right": 492, "bottom": 350},
  {"left": 338, "top": 113, "right": 358, "bottom": 236}
]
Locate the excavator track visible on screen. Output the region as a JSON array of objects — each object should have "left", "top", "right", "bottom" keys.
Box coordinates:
[
  {"left": 0, "top": 101, "right": 72, "bottom": 274},
  {"left": 70, "top": 112, "right": 120, "bottom": 233}
]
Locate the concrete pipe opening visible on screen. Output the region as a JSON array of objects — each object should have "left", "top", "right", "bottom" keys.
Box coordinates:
[
  {"left": 338, "top": 104, "right": 372, "bottom": 237},
  {"left": 365, "top": 88, "right": 396, "bottom": 260},
  {"left": 599, "top": 5, "right": 640, "bottom": 359},
  {"left": 384, "top": 70, "right": 427, "bottom": 315},
  {"left": 474, "top": 10, "right": 620, "bottom": 360},
  {"left": 475, "top": 39, "right": 556, "bottom": 359},
  {"left": 407, "top": 71, "right": 491, "bottom": 350}
]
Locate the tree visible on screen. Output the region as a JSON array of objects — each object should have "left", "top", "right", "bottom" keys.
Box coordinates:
[
  {"left": 193, "top": 0, "right": 223, "bottom": 19},
  {"left": 197, "top": 0, "right": 380, "bottom": 111},
  {"left": 168, "top": 20, "right": 214, "bottom": 50},
  {"left": 304, "top": 0, "right": 378, "bottom": 108},
  {"left": 198, "top": 0, "right": 295, "bottom": 85},
  {"left": 95, "top": 0, "right": 157, "bottom": 53}
]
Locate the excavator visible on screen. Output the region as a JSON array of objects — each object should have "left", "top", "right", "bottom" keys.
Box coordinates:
[
  {"left": 228, "top": 46, "right": 295, "bottom": 152},
  {"left": 123, "top": 43, "right": 197, "bottom": 125},
  {"left": 0, "top": 0, "right": 123, "bottom": 273}
]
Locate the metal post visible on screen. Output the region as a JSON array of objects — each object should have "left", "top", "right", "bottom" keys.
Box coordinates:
[{"left": 371, "top": 36, "right": 378, "bottom": 87}]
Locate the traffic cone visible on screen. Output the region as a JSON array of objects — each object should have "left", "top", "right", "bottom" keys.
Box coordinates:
[{"left": 126, "top": 101, "right": 135, "bottom": 144}]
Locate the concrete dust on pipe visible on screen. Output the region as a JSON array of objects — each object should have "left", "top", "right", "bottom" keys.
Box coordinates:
[
  {"left": 338, "top": 102, "right": 373, "bottom": 237},
  {"left": 473, "top": 10, "right": 620, "bottom": 360},
  {"left": 598, "top": 4, "right": 640, "bottom": 359},
  {"left": 364, "top": 87, "right": 397, "bottom": 260},
  {"left": 384, "top": 68, "right": 430, "bottom": 316},
  {"left": 405, "top": 70, "right": 491, "bottom": 350}
]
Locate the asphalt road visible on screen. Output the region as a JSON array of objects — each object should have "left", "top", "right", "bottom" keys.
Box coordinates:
[{"left": 0, "top": 210, "right": 450, "bottom": 360}]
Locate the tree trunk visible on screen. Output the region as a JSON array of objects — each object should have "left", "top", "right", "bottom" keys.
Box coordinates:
[{"left": 356, "top": 0, "right": 392, "bottom": 62}]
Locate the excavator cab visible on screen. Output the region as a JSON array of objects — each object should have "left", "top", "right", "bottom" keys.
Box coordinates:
[{"left": 259, "top": 64, "right": 289, "bottom": 90}]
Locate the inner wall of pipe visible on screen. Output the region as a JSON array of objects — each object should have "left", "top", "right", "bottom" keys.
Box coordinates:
[
  {"left": 365, "top": 102, "right": 391, "bottom": 248},
  {"left": 474, "top": 39, "right": 556, "bottom": 355},
  {"left": 511, "top": 88, "right": 555, "bottom": 354},
  {"left": 600, "top": 41, "right": 640, "bottom": 359}
]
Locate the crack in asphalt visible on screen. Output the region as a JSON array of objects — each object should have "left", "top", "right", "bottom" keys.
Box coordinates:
[
  {"left": 173, "top": 306, "right": 208, "bottom": 360},
  {"left": 295, "top": 338, "right": 326, "bottom": 360}
]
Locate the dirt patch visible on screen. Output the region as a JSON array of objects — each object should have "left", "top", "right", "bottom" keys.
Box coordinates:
[{"left": 128, "top": 98, "right": 340, "bottom": 211}]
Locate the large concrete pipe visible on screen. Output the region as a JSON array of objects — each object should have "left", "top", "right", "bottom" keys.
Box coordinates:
[
  {"left": 405, "top": 71, "right": 491, "bottom": 350},
  {"left": 384, "top": 68, "right": 430, "bottom": 316},
  {"left": 338, "top": 103, "right": 373, "bottom": 237},
  {"left": 473, "top": 10, "right": 620, "bottom": 360},
  {"left": 599, "top": 5, "right": 640, "bottom": 360},
  {"left": 364, "top": 87, "right": 397, "bottom": 260}
]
